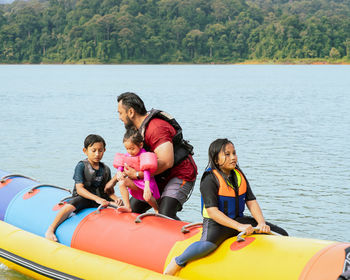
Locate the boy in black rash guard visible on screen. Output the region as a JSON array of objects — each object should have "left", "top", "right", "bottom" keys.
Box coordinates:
[
  {"left": 164, "top": 138, "right": 288, "bottom": 275},
  {"left": 45, "top": 134, "right": 122, "bottom": 242}
]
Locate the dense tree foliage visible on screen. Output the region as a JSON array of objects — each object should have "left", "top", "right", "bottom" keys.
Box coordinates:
[{"left": 1, "top": 0, "right": 349, "bottom": 63}]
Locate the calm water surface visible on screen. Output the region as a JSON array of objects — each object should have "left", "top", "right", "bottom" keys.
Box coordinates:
[{"left": 1, "top": 65, "right": 349, "bottom": 279}]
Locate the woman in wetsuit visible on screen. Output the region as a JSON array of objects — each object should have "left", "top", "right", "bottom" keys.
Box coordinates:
[{"left": 164, "top": 138, "right": 288, "bottom": 275}]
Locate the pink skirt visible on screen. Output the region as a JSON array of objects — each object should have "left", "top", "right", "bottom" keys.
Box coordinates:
[{"left": 129, "top": 176, "right": 160, "bottom": 201}]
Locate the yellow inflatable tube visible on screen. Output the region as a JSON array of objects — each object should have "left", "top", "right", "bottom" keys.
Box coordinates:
[
  {"left": 165, "top": 228, "right": 349, "bottom": 280},
  {"left": 0, "top": 221, "right": 175, "bottom": 280}
]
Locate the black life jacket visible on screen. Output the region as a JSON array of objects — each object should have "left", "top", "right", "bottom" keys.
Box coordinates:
[
  {"left": 73, "top": 159, "right": 111, "bottom": 199},
  {"left": 139, "top": 109, "right": 194, "bottom": 166}
]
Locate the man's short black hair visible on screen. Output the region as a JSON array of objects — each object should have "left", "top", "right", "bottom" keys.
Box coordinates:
[{"left": 117, "top": 92, "right": 147, "bottom": 116}]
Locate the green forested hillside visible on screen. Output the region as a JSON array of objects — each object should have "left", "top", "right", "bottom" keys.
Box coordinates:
[{"left": 0, "top": 0, "right": 349, "bottom": 63}]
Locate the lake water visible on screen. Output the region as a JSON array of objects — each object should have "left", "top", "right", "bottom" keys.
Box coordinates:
[{"left": 1, "top": 64, "right": 349, "bottom": 279}]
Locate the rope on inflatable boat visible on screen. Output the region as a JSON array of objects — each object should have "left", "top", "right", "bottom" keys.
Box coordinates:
[
  {"left": 28, "top": 184, "right": 72, "bottom": 194},
  {"left": 94, "top": 205, "right": 178, "bottom": 224},
  {"left": 181, "top": 222, "right": 203, "bottom": 233},
  {"left": 58, "top": 196, "right": 74, "bottom": 205},
  {"left": 237, "top": 227, "right": 281, "bottom": 242},
  {"left": 95, "top": 203, "right": 119, "bottom": 214},
  {"left": 0, "top": 174, "right": 39, "bottom": 183},
  {"left": 134, "top": 213, "right": 175, "bottom": 223},
  {"left": 0, "top": 174, "right": 72, "bottom": 194}
]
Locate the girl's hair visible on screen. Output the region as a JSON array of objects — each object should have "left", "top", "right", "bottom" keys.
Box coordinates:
[
  {"left": 206, "top": 138, "right": 234, "bottom": 171},
  {"left": 84, "top": 134, "right": 106, "bottom": 149},
  {"left": 123, "top": 128, "right": 144, "bottom": 146}
]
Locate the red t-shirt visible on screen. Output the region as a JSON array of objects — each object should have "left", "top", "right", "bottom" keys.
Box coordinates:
[{"left": 144, "top": 118, "right": 197, "bottom": 183}]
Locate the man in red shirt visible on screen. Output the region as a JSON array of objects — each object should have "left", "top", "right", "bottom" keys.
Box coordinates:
[{"left": 112, "top": 92, "right": 197, "bottom": 219}]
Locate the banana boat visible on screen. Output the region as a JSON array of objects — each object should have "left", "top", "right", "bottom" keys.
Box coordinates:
[{"left": 0, "top": 170, "right": 349, "bottom": 280}]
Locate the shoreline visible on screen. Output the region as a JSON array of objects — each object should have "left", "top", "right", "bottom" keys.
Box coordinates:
[{"left": 1, "top": 59, "right": 350, "bottom": 65}]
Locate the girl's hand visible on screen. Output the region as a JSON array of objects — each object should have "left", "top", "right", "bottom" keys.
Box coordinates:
[
  {"left": 256, "top": 223, "right": 270, "bottom": 233},
  {"left": 237, "top": 224, "right": 254, "bottom": 235},
  {"left": 96, "top": 198, "right": 109, "bottom": 207}
]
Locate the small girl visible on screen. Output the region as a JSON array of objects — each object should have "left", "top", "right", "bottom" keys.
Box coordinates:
[{"left": 105, "top": 129, "right": 160, "bottom": 213}]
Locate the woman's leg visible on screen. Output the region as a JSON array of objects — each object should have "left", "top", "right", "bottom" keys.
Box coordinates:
[
  {"left": 175, "top": 241, "right": 217, "bottom": 266},
  {"left": 268, "top": 222, "right": 289, "bottom": 236},
  {"left": 236, "top": 216, "right": 289, "bottom": 236},
  {"left": 164, "top": 218, "right": 232, "bottom": 275},
  {"left": 164, "top": 241, "right": 217, "bottom": 275}
]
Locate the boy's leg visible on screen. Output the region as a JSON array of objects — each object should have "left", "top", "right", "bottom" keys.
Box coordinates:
[{"left": 45, "top": 203, "right": 76, "bottom": 242}]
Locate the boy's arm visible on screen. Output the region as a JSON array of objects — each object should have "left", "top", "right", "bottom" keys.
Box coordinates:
[
  {"left": 108, "top": 193, "right": 123, "bottom": 207},
  {"left": 104, "top": 175, "right": 118, "bottom": 194},
  {"left": 104, "top": 169, "right": 125, "bottom": 193},
  {"left": 76, "top": 183, "right": 109, "bottom": 206}
]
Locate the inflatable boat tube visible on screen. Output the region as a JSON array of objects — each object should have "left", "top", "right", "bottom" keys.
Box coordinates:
[
  {"left": 0, "top": 221, "right": 172, "bottom": 280},
  {"left": 0, "top": 170, "right": 349, "bottom": 280}
]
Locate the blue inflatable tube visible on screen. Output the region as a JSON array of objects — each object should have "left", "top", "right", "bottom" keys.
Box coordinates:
[
  {"left": 55, "top": 208, "right": 96, "bottom": 246},
  {"left": 0, "top": 171, "right": 38, "bottom": 221},
  {"left": 5, "top": 186, "right": 70, "bottom": 236},
  {"left": 0, "top": 171, "right": 100, "bottom": 247}
]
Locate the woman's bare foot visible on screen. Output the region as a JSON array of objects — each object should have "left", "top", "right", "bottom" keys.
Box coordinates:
[
  {"left": 117, "top": 206, "right": 132, "bottom": 213},
  {"left": 163, "top": 257, "right": 182, "bottom": 275},
  {"left": 45, "top": 228, "right": 58, "bottom": 242}
]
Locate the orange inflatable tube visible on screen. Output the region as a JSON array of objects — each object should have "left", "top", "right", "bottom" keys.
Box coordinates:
[{"left": 71, "top": 209, "right": 199, "bottom": 273}]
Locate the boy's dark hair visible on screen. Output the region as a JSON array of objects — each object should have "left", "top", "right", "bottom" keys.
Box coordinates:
[
  {"left": 84, "top": 134, "right": 106, "bottom": 149},
  {"left": 207, "top": 138, "right": 234, "bottom": 171},
  {"left": 117, "top": 92, "right": 147, "bottom": 116},
  {"left": 123, "top": 128, "right": 143, "bottom": 146}
]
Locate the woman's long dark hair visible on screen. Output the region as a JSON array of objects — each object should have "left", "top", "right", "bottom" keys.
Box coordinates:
[{"left": 206, "top": 138, "right": 234, "bottom": 171}]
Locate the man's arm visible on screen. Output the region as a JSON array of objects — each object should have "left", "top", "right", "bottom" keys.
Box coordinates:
[{"left": 153, "top": 141, "right": 174, "bottom": 175}]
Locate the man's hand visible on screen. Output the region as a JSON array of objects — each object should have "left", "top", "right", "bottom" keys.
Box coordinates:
[
  {"left": 116, "top": 170, "right": 125, "bottom": 181},
  {"left": 123, "top": 163, "right": 137, "bottom": 179}
]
